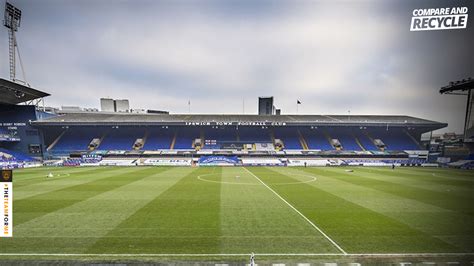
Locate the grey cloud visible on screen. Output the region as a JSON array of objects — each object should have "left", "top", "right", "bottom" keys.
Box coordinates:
[{"left": 0, "top": 0, "right": 473, "bottom": 133}]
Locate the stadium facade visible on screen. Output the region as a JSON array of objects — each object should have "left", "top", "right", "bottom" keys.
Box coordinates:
[
  {"left": 0, "top": 81, "right": 453, "bottom": 167},
  {"left": 3, "top": 76, "right": 472, "bottom": 168},
  {"left": 32, "top": 112, "right": 444, "bottom": 156}
]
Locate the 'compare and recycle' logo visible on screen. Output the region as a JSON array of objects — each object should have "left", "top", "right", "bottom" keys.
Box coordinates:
[{"left": 410, "top": 7, "right": 468, "bottom": 31}]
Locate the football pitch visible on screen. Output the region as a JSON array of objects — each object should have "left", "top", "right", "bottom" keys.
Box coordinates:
[{"left": 1, "top": 166, "right": 473, "bottom": 262}]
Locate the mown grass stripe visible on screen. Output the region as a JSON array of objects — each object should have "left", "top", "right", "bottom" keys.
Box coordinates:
[
  {"left": 286, "top": 167, "right": 473, "bottom": 252},
  {"left": 13, "top": 167, "right": 156, "bottom": 227},
  {"left": 14, "top": 167, "right": 141, "bottom": 201},
  {"left": 13, "top": 167, "right": 113, "bottom": 188},
  {"left": 244, "top": 167, "right": 347, "bottom": 254},
  {"left": 355, "top": 167, "right": 474, "bottom": 188},
  {"left": 219, "top": 167, "right": 339, "bottom": 254},
  {"left": 249, "top": 167, "right": 458, "bottom": 253},
  {"left": 12, "top": 167, "right": 62, "bottom": 174},
  {"left": 347, "top": 168, "right": 474, "bottom": 200},
  {"left": 86, "top": 167, "right": 222, "bottom": 254},
  {"left": 2, "top": 167, "right": 195, "bottom": 254},
  {"left": 14, "top": 166, "right": 102, "bottom": 178},
  {"left": 3, "top": 166, "right": 472, "bottom": 257},
  {"left": 404, "top": 168, "right": 474, "bottom": 179},
  {"left": 321, "top": 167, "right": 474, "bottom": 216}
]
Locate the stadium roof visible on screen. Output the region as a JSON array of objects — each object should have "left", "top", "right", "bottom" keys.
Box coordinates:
[
  {"left": 0, "top": 78, "right": 50, "bottom": 104},
  {"left": 32, "top": 112, "right": 447, "bottom": 131}
]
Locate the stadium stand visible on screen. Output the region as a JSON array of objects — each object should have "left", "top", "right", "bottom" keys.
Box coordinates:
[
  {"left": 0, "top": 147, "right": 39, "bottom": 169},
  {"left": 203, "top": 127, "right": 237, "bottom": 149},
  {"left": 99, "top": 129, "right": 144, "bottom": 150},
  {"left": 1, "top": 79, "right": 466, "bottom": 170},
  {"left": 238, "top": 127, "right": 271, "bottom": 142},
  {"left": 0, "top": 148, "right": 36, "bottom": 162},
  {"left": 174, "top": 127, "right": 200, "bottom": 149},
  {"left": 27, "top": 113, "right": 447, "bottom": 163},
  {"left": 301, "top": 128, "right": 333, "bottom": 150},
  {"left": 143, "top": 128, "right": 174, "bottom": 150},
  {"left": 327, "top": 129, "right": 362, "bottom": 151},
  {"left": 353, "top": 130, "right": 378, "bottom": 150},
  {"left": 51, "top": 128, "right": 98, "bottom": 152},
  {"left": 274, "top": 127, "right": 303, "bottom": 150},
  {"left": 43, "top": 126, "right": 429, "bottom": 154},
  {"left": 372, "top": 129, "right": 420, "bottom": 150}
]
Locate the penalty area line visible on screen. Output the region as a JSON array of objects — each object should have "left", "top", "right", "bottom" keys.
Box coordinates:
[{"left": 243, "top": 167, "right": 347, "bottom": 255}]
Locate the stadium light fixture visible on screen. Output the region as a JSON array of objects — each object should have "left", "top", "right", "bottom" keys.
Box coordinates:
[
  {"left": 3, "top": 2, "right": 24, "bottom": 82},
  {"left": 440, "top": 78, "right": 473, "bottom": 95},
  {"left": 3, "top": 2, "right": 21, "bottom": 31},
  {"left": 440, "top": 78, "right": 474, "bottom": 141}
]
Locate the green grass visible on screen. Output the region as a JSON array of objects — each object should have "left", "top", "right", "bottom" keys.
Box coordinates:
[{"left": 1, "top": 166, "right": 473, "bottom": 261}]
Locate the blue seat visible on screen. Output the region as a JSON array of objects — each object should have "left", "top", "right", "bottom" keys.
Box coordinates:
[
  {"left": 174, "top": 128, "right": 200, "bottom": 149},
  {"left": 52, "top": 129, "right": 97, "bottom": 151},
  {"left": 274, "top": 128, "right": 302, "bottom": 150},
  {"left": 144, "top": 129, "right": 174, "bottom": 150},
  {"left": 373, "top": 130, "right": 420, "bottom": 150},
  {"left": 302, "top": 129, "right": 333, "bottom": 150}
]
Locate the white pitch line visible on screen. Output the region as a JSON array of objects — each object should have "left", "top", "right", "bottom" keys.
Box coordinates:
[
  {"left": 0, "top": 253, "right": 473, "bottom": 257},
  {"left": 348, "top": 253, "right": 474, "bottom": 257},
  {"left": 243, "top": 167, "right": 347, "bottom": 255},
  {"left": 0, "top": 254, "right": 251, "bottom": 257}
]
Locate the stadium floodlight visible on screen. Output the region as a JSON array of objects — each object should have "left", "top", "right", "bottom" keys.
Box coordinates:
[
  {"left": 440, "top": 78, "right": 474, "bottom": 141},
  {"left": 3, "top": 2, "right": 21, "bottom": 30},
  {"left": 4, "top": 2, "right": 24, "bottom": 82},
  {"left": 440, "top": 77, "right": 473, "bottom": 95}
]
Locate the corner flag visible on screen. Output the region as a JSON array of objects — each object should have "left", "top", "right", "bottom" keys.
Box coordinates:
[{"left": 297, "top": 100, "right": 301, "bottom": 104}]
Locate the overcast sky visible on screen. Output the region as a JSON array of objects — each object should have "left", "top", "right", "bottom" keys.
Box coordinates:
[{"left": 1, "top": 0, "right": 473, "bottom": 133}]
